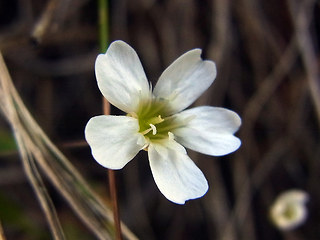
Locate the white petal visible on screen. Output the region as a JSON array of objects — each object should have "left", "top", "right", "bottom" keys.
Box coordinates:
[
  {"left": 153, "top": 49, "right": 216, "bottom": 114},
  {"left": 148, "top": 141, "right": 208, "bottom": 204},
  {"left": 95, "top": 40, "right": 150, "bottom": 113},
  {"left": 270, "top": 190, "right": 309, "bottom": 231},
  {"left": 276, "top": 190, "right": 309, "bottom": 204},
  {"left": 85, "top": 115, "right": 146, "bottom": 169},
  {"left": 172, "top": 106, "right": 241, "bottom": 156}
]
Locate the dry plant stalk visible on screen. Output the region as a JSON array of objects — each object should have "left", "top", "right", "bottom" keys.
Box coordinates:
[
  {"left": 288, "top": 0, "right": 320, "bottom": 126},
  {"left": 0, "top": 220, "right": 6, "bottom": 240},
  {"left": 31, "top": 0, "right": 60, "bottom": 43},
  {"left": 0, "top": 52, "right": 138, "bottom": 240}
]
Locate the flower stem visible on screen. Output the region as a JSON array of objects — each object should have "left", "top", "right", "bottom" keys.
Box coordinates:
[
  {"left": 108, "top": 169, "right": 123, "bottom": 240},
  {"left": 104, "top": 99, "right": 122, "bottom": 240},
  {"left": 98, "top": 0, "right": 123, "bottom": 239}
]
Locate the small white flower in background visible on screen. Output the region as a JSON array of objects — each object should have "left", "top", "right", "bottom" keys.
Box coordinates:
[
  {"left": 270, "top": 190, "right": 309, "bottom": 231},
  {"left": 85, "top": 40, "right": 241, "bottom": 204}
]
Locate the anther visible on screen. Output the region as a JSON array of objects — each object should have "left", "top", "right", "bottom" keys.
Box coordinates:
[
  {"left": 149, "top": 124, "right": 157, "bottom": 135},
  {"left": 149, "top": 115, "right": 164, "bottom": 125}
]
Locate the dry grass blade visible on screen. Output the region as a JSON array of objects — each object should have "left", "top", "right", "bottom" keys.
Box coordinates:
[
  {"left": 0, "top": 52, "right": 138, "bottom": 240},
  {"left": 15, "top": 126, "right": 66, "bottom": 240},
  {"left": 0, "top": 220, "right": 6, "bottom": 240},
  {"left": 0, "top": 53, "right": 66, "bottom": 240},
  {"left": 288, "top": 0, "right": 320, "bottom": 125}
]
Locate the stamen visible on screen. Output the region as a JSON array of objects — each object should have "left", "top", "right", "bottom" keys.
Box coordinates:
[
  {"left": 142, "top": 143, "right": 149, "bottom": 151},
  {"left": 143, "top": 146, "right": 149, "bottom": 151},
  {"left": 149, "top": 124, "right": 157, "bottom": 135},
  {"left": 140, "top": 128, "right": 152, "bottom": 135},
  {"left": 149, "top": 115, "right": 164, "bottom": 125},
  {"left": 168, "top": 132, "right": 174, "bottom": 140}
]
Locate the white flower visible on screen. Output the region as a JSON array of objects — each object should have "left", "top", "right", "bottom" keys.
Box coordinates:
[
  {"left": 85, "top": 40, "right": 241, "bottom": 204},
  {"left": 270, "top": 190, "right": 309, "bottom": 231}
]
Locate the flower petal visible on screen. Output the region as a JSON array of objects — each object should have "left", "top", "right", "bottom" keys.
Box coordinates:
[
  {"left": 95, "top": 40, "right": 150, "bottom": 113},
  {"left": 153, "top": 49, "right": 216, "bottom": 114},
  {"left": 148, "top": 140, "right": 208, "bottom": 204},
  {"left": 85, "top": 115, "right": 146, "bottom": 169},
  {"left": 172, "top": 106, "right": 241, "bottom": 156}
]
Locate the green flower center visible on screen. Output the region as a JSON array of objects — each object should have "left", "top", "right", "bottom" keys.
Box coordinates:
[
  {"left": 133, "top": 98, "right": 179, "bottom": 142},
  {"left": 283, "top": 203, "right": 298, "bottom": 220}
]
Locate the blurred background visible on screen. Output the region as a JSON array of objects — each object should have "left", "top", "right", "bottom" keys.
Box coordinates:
[{"left": 0, "top": 0, "right": 319, "bottom": 239}]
